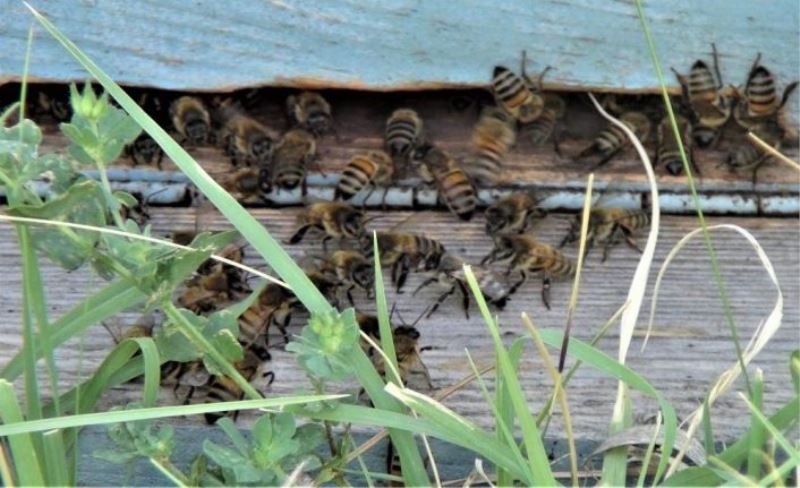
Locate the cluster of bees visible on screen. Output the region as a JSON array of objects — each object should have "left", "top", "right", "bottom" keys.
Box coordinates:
[{"left": 14, "top": 47, "right": 794, "bottom": 434}]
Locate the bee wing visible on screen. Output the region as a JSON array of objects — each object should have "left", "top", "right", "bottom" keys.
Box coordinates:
[
  {"left": 386, "top": 210, "right": 437, "bottom": 234},
  {"left": 402, "top": 352, "right": 434, "bottom": 392}
]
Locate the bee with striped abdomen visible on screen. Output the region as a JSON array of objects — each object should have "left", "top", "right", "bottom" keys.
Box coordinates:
[
  {"left": 482, "top": 234, "right": 574, "bottom": 310},
  {"left": 413, "top": 253, "right": 510, "bottom": 318},
  {"left": 464, "top": 106, "right": 516, "bottom": 185},
  {"left": 286, "top": 91, "right": 333, "bottom": 137},
  {"left": 733, "top": 54, "right": 799, "bottom": 131},
  {"left": 361, "top": 231, "right": 445, "bottom": 293},
  {"left": 726, "top": 118, "right": 787, "bottom": 184},
  {"left": 170, "top": 96, "right": 211, "bottom": 145},
  {"left": 484, "top": 191, "right": 547, "bottom": 235},
  {"left": 559, "top": 207, "right": 650, "bottom": 262},
  {"left": 656, "top": 114, "right": 696, "bottom": 176},
  {"left": 334, "top": 151, "right": 395, "bottom": 205},
  {"left": 412, "top": 143, "right": 478, "bottom": 221},
  {"left": 286, "top": 202, "right": 366, "bottom": 250},
  {"left": 270, "top": 128, "right": 317, "bottom": 191},
  {"left": 202, "top": 348, "right": 275, "bottom": 425},
  {"left": 523, "top": 93, "right": 566, "bottom": 154},
  {"left": 491, "top": 51, "right": 548, "bottom": 124},
  {"left": 219, "top": 167, "right": 269, "bottom": 201},
  {"left": 385, "top": 108, "right": 424, "bottom": 162},
  {"left": 575, "top": 111, "right": 651, "bottom": 169},
  {"left": 671, "top": 44, "right": 732, "bottom": 147}
]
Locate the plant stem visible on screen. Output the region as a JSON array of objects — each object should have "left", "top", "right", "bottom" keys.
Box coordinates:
[
  {"left": 162, "top": 301, "right": 261, "bottom": 400},
  {"left": 150, "top": 457, "right": 190, "bottom": 487},
  {"left": 95, "top": 161, "right": 125, "bottom": 230}
]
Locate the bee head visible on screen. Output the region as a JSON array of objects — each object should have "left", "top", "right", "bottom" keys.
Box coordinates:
[
  {"left": 341, "top": 209, "right": 366, "bottom": 238},
  {"left": 491, "top": 235, "right": 518, "bottom": 260},
  {"left": 185, "top": 117, "right": 209, "bottom": 144},
  {"left": 307, "top": 112, "right": 332, "bottom": 136},
  {"left": 351, "top": 262, "right": 374, "bottom": 290},
  {"left": 665, "top": 160, "right": 684, "bottom": 176},
  {"left": 257, "top": 167, "right": 273, "bottom": 195},
  {"left": 484, "top": 203, "right": 511, "bottom": 234},
  {"left": 252, "top": 136, "right": 273, "bottom": 162}
]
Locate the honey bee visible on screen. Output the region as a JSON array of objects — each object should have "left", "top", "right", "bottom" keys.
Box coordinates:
[
  {"left": 410, "top": 142, "right": 455, "bottom": 183},
  {"left": 202, "top": 348, "right": 274, "bottom": 425},
  {"left": 726, "top": 118, "right": 787, "bottom": 183},
  {"left": 286, "top": 202, "right": 366, "bottom": 249},
  {"left": 733, "top": 54, "right": 798, "bottom": 130},
  {"left": 36, "top": 89, "right": 71, "bottom": 122},
  {"left": 575, "top": 111, "right": 652, "bottom": 168},
  {"left": 270, "top": 128, "right": 317, "bottom": 191},
  {"left": 656, "top": 114, "right": 696, "bottom": 176},
  {"left": 117, "top": 191, "right": 151, "bottom": 228},
  {"left": 413, "top": 253, "right": 510, "bottom": 318},
  {"left": 170, "top": 96, "right": 211, "bottom": 145},
  {"left": 125, "top": 93, "right": 164, "bottom": 168},
  {"left": 334, "top": 151, "right": 395, "bottom": 204},
  {"left": 286, "top": 91, "right": 333, "bottom": 137},
  {"left": 523, "top": 93, "right": 566, "bottom": 153},
  {"left": 178, "top": 244, "right": 248, "bottom": 314},
  {"left": 559, "top": 207, "right": 650, "bottom": 262},
  {"left": 484, "top": 191, "right": 547, "bottom": 235},
  {"left": 318, "top": 250, "right": 375, "bottom": 305},
  {"left": 464, "top": 107, "right": 516, "bottom": 185},
  {"left": 385, "top": 108, "right": 424, "bottom": 161},
  {"left": 215, "top": 99, "right": 275, "bottom": 167},
  {"left": 671, "top": 44, "right": 732, "bottom": 147},
  {"left": 219, "top": 167, "right": 270, "bottom": 201},
  {"left": 239, "top": 282, "right": 299, "bottom": 348},
  {"left": 361, "top": 231, "right": 445, "bottom": 293},
  {"left": 491, "top": 51, "right": 547, "bottom": 124},
  {"left": 482, "top": 235, "right": 574, "bottom": 310}
]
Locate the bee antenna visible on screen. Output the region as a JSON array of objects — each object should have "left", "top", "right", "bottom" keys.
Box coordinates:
[
  {"left": 143, "top": 186, "right": 171, "bottom": 205},
  {"left": 362, "top": 214, "right": 381, "bottom": 225},
  {"left": 389, "top": 302, "right": 398, "bottom": 322},
  {"left": 100, "top": 321, "right": 121, "bottom": 344}
]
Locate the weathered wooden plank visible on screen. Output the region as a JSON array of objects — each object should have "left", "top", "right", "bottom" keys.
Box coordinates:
[
  {"left": 0, "top": 209, "right": 797, "bottom": 440},
  {"left": 2, "top": 1, "right": 798, "bottom": 95}
]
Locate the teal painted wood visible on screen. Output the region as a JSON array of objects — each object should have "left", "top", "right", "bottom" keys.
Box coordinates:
[{"left": 1, "top": 0, "right": 798, "bottom": 93}]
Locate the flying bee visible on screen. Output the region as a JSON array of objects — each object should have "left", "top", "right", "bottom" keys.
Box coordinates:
[
  {"left": 170, "top": 96, "right": 211, "bottom": 145},
  {"left": 286, "top": 91, "right": 333, "bottom": 137},
  {"left": 202, "top": 348, "right": 275, "bottom": 425},
  {"left": 482, "top": 234, "right": 574, "bottom": 310},
  {"left": 413, "top": 253, "right": 510, "bottom": 319},
  {"left": 385, "top": 108, "right": 424, "bottom": 161},
  {"left": 484, "top": 191, "right": 547, "bottom": 235},
  {"left": 464, "top": 106, "right": 516, "bottom": 185},
  {"left": 559, "top": 207, "right": 650, "bottom": 262},
  {"left": 286, "top": 202, "right": 367, "bottom": 249},
  {"left": 361, "top": 231, "right": 445, "bottom": 293},
  {"left": 491, "top": 51, "right": 548, "bottom": 124},
  {"left": 334, "top": 150, "right": 395, "bottom": 204},
  {"left": 733, "top": 54, "right": 799, "bottom": 130},
  {"left": 318, "top": 250, "right": 375, "bottom": 305},
  {"left": 575, "top": 111, "right": 652, "bottom": 169},
  {"left": 270, "top": 128, "right": 317, "bottom": 191},
  {"left": 410, "top": 142, "right": 455, "bottom": 183},
  {"left": 656, "top": 114, "right": 696, "bottom": 176},
  {"left": 215, "top": 100, "right": 275, "bottom": 167},
  {"left": 522, "top": 93, "right": 566, "bottom": 153},
  {"left": 671, "top": 43, "right": 732, "bottom": 147},
  {"left": 435, "top": 167, "right": 478, "bottom": 221}
]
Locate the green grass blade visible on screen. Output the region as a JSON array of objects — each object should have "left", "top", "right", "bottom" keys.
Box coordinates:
[
  {"left": 24, "top": 3, "right": 330, "bottom": 315},
  {"left": 372, "top": 231, "right": 397, "bottom": 376},
  {"left": 1, "top": 278, "right": 145, "bottom": 380},
  {"left": 747, "top": 369, "right": 766, "bottom": 479},
  {"left": 0, "top": 380, "right": 46, "bottom": 486},
  {"left": 662, "top": 396, "right": 798, "bottom": 486},
  {"left": 0, "top": 395, "right": 345, "bottom": 436},
  {"left": 701, "top": 395, "right": 715, "bottom": 457},
  {"left": 463, "top": 266, "right": 555, "bottom": 486},
  {"left": 495, "top": 338, "right": 525, "bottom": 486},
  {"left": 636, "top": 413, "right": 661, "bottom": 488},
  {"left": 536, "top": 328, "right": 677, "bottom": 483},
  {"left": 122, "top": 337, "right": 161, "bottom": 408},
  {"left": 631, "top": 0, "right": 750, "bottom": 397},
  {"left": 738, "top": 392, "right": 800, "bottom": 468},
  {"left": 42, "top": 430, "right": 69, "bottom": 486},
  {"left": 17, "top": 227, "right": 43, "bottom": 422}
]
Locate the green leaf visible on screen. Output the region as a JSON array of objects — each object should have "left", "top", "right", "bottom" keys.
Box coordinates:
[
  {"left": 204, "top": 329, "right": 244, "bottom": 376},
  {"left": 790, "top": 350, "right": 799, "bottom": 395},
  {"left": 203, "top": 441, "right": 264, "bottom": 484}
]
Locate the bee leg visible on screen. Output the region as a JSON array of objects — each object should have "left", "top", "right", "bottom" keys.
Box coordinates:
[
  {"left": 345, "top": 284, "right": 356, "bottom": 307},
  {"left": 573, "top": 143, "right": 598, "bottom": 163},
  {"left": 154, "top": 148, "right": 164, "bottom": 170},
  {"left": 750, "top": 155, "right": 771, "bottom": 187},
  {"left": 393, "top": 255, "right": 411, "bottom": 293},
  {"left": 361, "top": 186, "right": 375, "bottom": 209},
  {"left": 428, "top": 285, "right": 456, "bottom": 318},
  {"left": 479, "top": 250, "right": 495, "bottom": 265},
  {"left": 321, "top": 235, "right": 332, "bottom": 252},
  {"left": 263, "top": 371, "right": 276, "bottom": 386},
  {"left": 285, "top": 224, "right": 313, "bottom": 245},
  {"left": 621, "top": 228, "right": 643, "bottom": 255},
  {"left": 589, "top": 149, "right": 621, "bottom": 171},
  {"left": 541, "top": 275, "right": 552, "bottom": 311},
  {"left": 508, "top": 271, "right": 527, "bottom": 295},
  {"left": 412, "top": 276, "right": 438, "bottom": 296}
]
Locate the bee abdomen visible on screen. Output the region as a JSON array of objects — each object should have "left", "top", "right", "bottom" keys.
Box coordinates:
[
  {"left": 438, "top": 169, "right": 477, "bottom": 221},
  {"left": 492, "top": 66, "right": 530, "bottom": 112},
  {"left": 385, "top": 111, "right": 422, "bottom": 158},
  {"left": 596, "top": 124, "right": 628, "bottom": 155},
  {"left": 274, "top": 166, "right": 305, "bottom": 189},
  {"left": 726, "top": 144, "right": 763, "bottom": 169},
  {"left": 746, "top": 68, "right": 777, "bottom": 114},
  {"left": 688, "top": 62, "right": 718, "bottom": 100},
  {"left": 336, "top": 155, "right": 376, "bottom": 199},
  {"left": 524, "top": 109, "right": 557, "bottom": 145}
]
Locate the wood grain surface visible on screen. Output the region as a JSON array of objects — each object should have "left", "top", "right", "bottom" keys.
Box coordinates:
[
  {"left": 3, "top": 1, "right": 798, "bottom": 95},
  {"left": 1, "top": 208, "right": 797, "bottom": 441}
]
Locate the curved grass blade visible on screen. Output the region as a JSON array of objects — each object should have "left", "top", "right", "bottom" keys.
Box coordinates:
[{"left": 0, "top": 380, "right": 45, "bottom": 486}]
